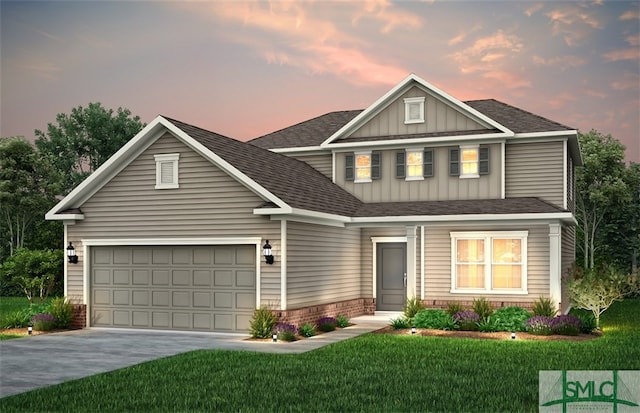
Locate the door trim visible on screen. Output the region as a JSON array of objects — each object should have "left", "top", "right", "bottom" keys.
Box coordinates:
[{"left": 371, "top": 237, "right": 407, "bottom": 300}]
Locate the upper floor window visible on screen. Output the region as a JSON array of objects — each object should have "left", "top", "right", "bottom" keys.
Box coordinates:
[
  {"left": 345, "top": 152, "right": 380, "bottom": 183},
  {"left": 396, "top": 149, "right": 433, "bottom": 180},
  {"left": 155, "top": 153, "right": 179, "bottom": 189},
  {"left": 449, "top": 145, "right": 489, "bottom": 178},
  {"left": 404, "top": 97, "right": 425, "bottom": 124}
]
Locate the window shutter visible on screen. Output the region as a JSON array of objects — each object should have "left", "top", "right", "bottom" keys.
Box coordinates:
[
  {"left": 396, "top": 151, "right": 405, "bottom": 178},
  {"left": 423, "top": 149, "right": 434, "bottom": 177},
  {"left": 479, "top": 147, "right": 489, "bottom": 175},
  {"left": 449, "top": 148, "right": 460, "bottom": 176},
  {"left": 345, "top": 154, "right": 354, "bottom": 181},
  {"left": 160, "top": 161, "right": 174, "bottom": 184},
  {"left": 371, "top": 152, "right": 381, "bottom": 180}
]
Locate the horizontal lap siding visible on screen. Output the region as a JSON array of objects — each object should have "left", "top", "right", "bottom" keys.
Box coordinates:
[
  {"left": 505, "top": 141, "right": 564, "bottom": 208},
  {"left": 423, "top": 225, "right": 550, "bottom": 304},
  {"left": 286, "top": 222, "right": 361, "bottom": 308},
  {"left": 360, "top": 227, "right": 407, "bottom": 298},
  {"left": 67, "top": 133, "right": 280, "bottom": 303},
  {"left": 292, "top": 154, "right": 332, "bottom": 179}
]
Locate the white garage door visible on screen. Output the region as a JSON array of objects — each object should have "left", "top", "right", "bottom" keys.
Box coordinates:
[{"left": 91, "top": 245, "right": 256, "bottom": 332}]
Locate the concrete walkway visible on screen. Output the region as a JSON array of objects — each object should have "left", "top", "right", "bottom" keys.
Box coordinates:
[{"left": 0, "top": 315, "right": 390, "bottom": 398}]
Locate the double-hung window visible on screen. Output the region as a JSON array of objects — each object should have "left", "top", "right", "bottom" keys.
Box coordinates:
[
  {"left": 396, "top": 149, "right": 434, "bottom": 180},
  {"left": 449, "top": 145, "right": 489, "bottom": 178},
  {"left": 345, "top": 152, "right": 381, "bottom": 183},
  {"left": 450, "top": 231, "right": 527, "bottom": 294}
]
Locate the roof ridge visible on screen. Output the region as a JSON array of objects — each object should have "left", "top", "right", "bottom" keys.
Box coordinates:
[{"left": 466, "top": 99, "right": 574, "bottom": 130}]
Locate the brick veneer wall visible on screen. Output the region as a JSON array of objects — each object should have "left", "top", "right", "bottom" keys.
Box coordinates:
[
  {"left": 70, "top": 304, "right": 86, "bottom": 329},
  {"left": 275, "top": 298, "right": 375, "bottom": 327}
]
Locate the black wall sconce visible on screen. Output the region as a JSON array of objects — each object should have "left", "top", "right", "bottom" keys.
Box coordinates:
[
  {"left": 263, "top": 240, "right": 274, "bottom": 265},
  {"left": 66, "top": 242, "right": 79, "bottom": 264}
]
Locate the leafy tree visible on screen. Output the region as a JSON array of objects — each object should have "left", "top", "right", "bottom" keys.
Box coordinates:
[
  {"left": 0, "top": 248, "right": 64, "bottom": 303},
  {"left": 35, "top": 103, "right": 145, "bottom": 194},
  {"left": 0, "top": 137, "right": 61, "bottom": 259},
  {"left": 575, "top": 130, "right": 630, "bottom": 269}
]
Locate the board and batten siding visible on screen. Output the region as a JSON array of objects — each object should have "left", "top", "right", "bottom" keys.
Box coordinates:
[
  {"left": 66, "top": 133, "right": 281, "bottom": 303},
  {"left": 422, "top": 224, "right": 550, "bottom": 304},
  {"left": 290, "top": 153, "right": 332, "bottom": 179},
  {"left": 505, "top": 141, "right": 564, "bottom": 208},
  {"left": 349, "top": 86, "right": 488, "bottom": 138},
  {"left": 561, "top": 225, "right": 576, "bottom": 312},
  {"left": 337, "top": 144, "right": 501, "bottom": 202},
  {"left": 286, "top": 222, "right": 361, "bottom": 308}
]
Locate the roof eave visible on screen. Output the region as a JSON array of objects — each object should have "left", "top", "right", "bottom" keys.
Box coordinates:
[
  {"left": 348, "top": 212, "right": 575, "bottom": 225},
  {"left": 325, "top": 132, "right": 512, "bottom": 150}
]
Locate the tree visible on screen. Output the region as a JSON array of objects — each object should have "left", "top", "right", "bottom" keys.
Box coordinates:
[
  {"left": 35, "top": 103, "right": 145, "bottom": 194},
  {"left": 575, "top": 130, "right": 630, "bottom": 269},
  {"left": 0, "top": 249, "right": 64, "bottom": 303},
  {"left": 0, "top": 137, "right": 61, "bottom": 259}
]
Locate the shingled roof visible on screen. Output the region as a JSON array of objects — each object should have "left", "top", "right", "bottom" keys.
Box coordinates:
[{"left": 249, "top": 99, "right": 574, "bottom": 149}]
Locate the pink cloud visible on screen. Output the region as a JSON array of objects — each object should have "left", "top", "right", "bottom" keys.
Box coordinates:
[
  {"left": 603, "top": 48, "right": 640, "bottom": 62},
  {"left": 619, "top": 9, "right": 639, "bottom": 20},
  {"left": 611, "top": 72, "right": 640, "bottom": 91},
  {"left": 625, "top": 34, "right": 640, "bottom": 47},
  {"left": 546, "top": 5, "right": 603, "bottom": 46},
  {"left": 532, "top": 55, "right": 586, "bottom": 69},
  {"left": 351, "top": 0, "right": 422, "bottom": 34},
  {"left": 547, "top": 92, "right": 576, "bottom": 109},
  {"left": 524, "top": 3, "right": 544, "bottom": 17},
  {"left": 481, "top": 71, "right": 532, "bottom": 90},
  {"left": 449, "top": 30, "right": 523, "bottom": 77}
]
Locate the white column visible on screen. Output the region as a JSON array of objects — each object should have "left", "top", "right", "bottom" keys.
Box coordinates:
[
  {"left": 549, "top": 223, "right": 562, "bottom": 310},
  {"left": 280, "top": 220, "right": 288, "bottom": 311},
  {"left": 420, "top": 226, "right": 425, "bottom": 300},
  {"left": 406, "top": 226, "right": 417, "bottom": 299}
]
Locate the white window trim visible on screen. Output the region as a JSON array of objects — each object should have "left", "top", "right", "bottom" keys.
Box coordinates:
[
  {"left": 404, "top": 97, "right": 425, "bottom": 124},
  {"left": 450, "top": 231, "right": 528, "bottom": 295},
  {"left": 155, "top": 153, "right": 179, "bottom": 189},
  {"left": 459, "top": 145, "right": 479, "bottom": 179},
  {"left": 354, "top": 151, "right": 372, "bottom": 183},
  {"left": 405, "top": 149, "right": 424, "bottom": 181}
]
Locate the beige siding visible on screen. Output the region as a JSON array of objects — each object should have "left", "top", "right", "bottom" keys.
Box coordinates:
[
  {"left": 561, "top": 225, "right": 576, "bottom": 312},
  {"left": 291, "top": 153, "right": 332, "bottom": 179},
  {"left": 422, "top": 224, "right": 551, "bottom": 305},
  {"left": 337, "top": 144, "right": 502, "bottom": 202},
  {"left": 505, "top": 141, "right": 564, "bottom": 208},
  {"left": 67, "top": 133, "right": 280, "bottom": 303},
  {"left": 286, "top": 222, "right": 361, "bottom": 308},
  {"left": 360, "top": 227, "right": 407, "bottom": 298},
  {"left": 349, "top": 86, "right": 488, "bottom": 138}
]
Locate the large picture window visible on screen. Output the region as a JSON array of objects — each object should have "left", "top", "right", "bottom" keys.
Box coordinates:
[{"left": 450, "top": 231, "right": 527, "bottom": 294}]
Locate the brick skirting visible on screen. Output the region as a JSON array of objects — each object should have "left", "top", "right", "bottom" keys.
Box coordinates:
[
  {"left": 275, "top": 298, "right": 375, "bottom": 327},
  {"left": 70, "top": 304, "right": 86, "bottom": 329}
]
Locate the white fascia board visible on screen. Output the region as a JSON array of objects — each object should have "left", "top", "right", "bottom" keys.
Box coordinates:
[
  {"left": 349, "top": 212, "right": 575, "bottom": 225},
  {"left": 513, "top": 130, "right": 577, "bottom": 139},
  {"left": 82, "top": 237, "right": 261, "bottom": 246},
  {"left": 253, "top": 207, "right": 293, "bottom": 215},
  {"left": 45, "top": 213, "right": 84, "bottom": 221},
  {"left": 253, "top": 206, "right": 350, "bottom": 227},
  {"left": 325, "top": 132, "right": 511, "bottom": 150}
]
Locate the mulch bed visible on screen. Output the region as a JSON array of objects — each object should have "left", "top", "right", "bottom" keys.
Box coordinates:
[
  {"left": 372, "top": 325, "right": 601, "bottom": 341},
  {"left": 1, "top": 327, "right": 69, "bottom": 337}
]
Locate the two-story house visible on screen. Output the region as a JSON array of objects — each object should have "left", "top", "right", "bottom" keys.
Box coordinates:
[{"left": 46, "top": 74, "right": 581, "bottom": 332}]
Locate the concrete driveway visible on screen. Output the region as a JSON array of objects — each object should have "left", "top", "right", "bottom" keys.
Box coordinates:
[{"left": 0, "top": 316, "right": 388, "bottom": 398}]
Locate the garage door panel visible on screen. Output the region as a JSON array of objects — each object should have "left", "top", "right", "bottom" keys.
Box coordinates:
[
  {"left": 236, "top": 248, "right": 255, "bottom": 265},
  {"left": 193, "top": 292, "right": 211, "bottom": 307},
  {"left": 172, "top": 249, "right": 190, "bottom": 264},
  {"left": 132, "top": 290, "right": 149, "bottom": 306},
  {"left": 214, "top": 270, "right": 233, "bottom": 287},
  {"left": 172, "top": 291, "right": 190, "bottom": 307},
  {"left": 133, "top": 249, "right": 151, "bottom": 264},
  {"left": 214, "top": 313, "right": 233, "bottom": 330},
  {"left": 193, "top": 248, "right": 212, "bottom": 265},
  {"left": 94, "top": 289, "right": 111, "bottom": 305},
  {"left": 193, "top": 270, "right": 211, "bottom": 286},
  {"left": 113, "top": 249, "right": 130, "bottom": 265},
  {"left": 172, "top": 270, "right": 190, "bottom": 286},
  {"left": 236, "top": 292, "right": 256, "bottom": 309},
  {"left": 193, "top": 313, "right": 211, "bottom": 329},
  {"left": 113, "top": 310, "right": 130, "bottom": 326},
  {"left": 94, "top": 270, "right": 110, "bottom": 285},
  {"left": 93, "top": 309, "right": 111, "bottom": 326},
  {"left": 132, "top": 311, "right": 150, "bottom": 327},
  {"left": 113, "top": 270, "right": 129, "bottom": 285},
  {"left": 152, "top": 249, "right": 170, "bottom": 264},
  {"left": 132, "top": 270, "right": 150, "bottom": 285},
  {"left": 214, "top": 292, "right": 232, "bottom": 309},
  {"left": 152, "top": 270, "right": 169, "bottom": 285},
  {"left": 152, "top": 312, "right": 170, "bottom": 328},
  {"left": 236, "top": 270, "right": 255, "bottom": 287},
  {"left": 113, "top": 290, "right": 130, "bottom": 305},
  {"left": 172, "top": 312, "right": 190, "bottom": 329},
  {"left": 152, "top": 291, "right": 170, "bottom": 306}
]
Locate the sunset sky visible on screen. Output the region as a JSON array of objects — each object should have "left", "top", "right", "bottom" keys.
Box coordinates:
[{"left": 1, "top": 1, "right": 638, "bottom": 163}]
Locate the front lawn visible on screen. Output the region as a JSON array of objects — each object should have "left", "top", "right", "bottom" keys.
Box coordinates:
[{"left": 1, "top": 299, "right": 639, "bottom": 412}]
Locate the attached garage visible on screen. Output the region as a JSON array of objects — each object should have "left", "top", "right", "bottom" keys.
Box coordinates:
[{"left": 90, "top": 245, "right": 257, "bottom": 333}]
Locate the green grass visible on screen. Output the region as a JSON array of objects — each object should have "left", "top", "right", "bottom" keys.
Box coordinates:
[
  {"left": 1, "top": 299, "right": 639, "bottom": 412},
  {"left": 0, "top": 297, "right": 32, "bottom": 328}
]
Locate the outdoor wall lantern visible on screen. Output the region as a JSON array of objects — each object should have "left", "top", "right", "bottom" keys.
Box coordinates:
[
  {"left": 263, "top": 240, "right": 274, "bottom": 265},
  {"left": 66, "top": 242, "right": 79, "bottom": 264}
]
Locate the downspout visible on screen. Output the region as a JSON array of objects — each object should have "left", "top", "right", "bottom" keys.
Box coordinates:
[{"left": 420, "top": 225, "right": 425, "bottom": 301}]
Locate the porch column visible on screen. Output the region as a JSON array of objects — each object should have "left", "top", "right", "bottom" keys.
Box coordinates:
[
  {"left": 549, "top": 223, "right": 562, "bottom": 310},
  {"left": 280, "top": 219, "right": 288, "bottom": 310},
  {"left": 406, "top": 226, "right": 417, "bottom": 298}
]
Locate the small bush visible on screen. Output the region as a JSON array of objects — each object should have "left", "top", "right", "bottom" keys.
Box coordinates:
[
  {"left": 550, "top": 314, "right": 582, "bottom": 336},
  {"left": 389, "top": 317, "right": 411, "bottom": 330},
  {"left": 524, "top": 316, "right": 553, "bottom": 335},
  {"left": 31, "top": 313, "right": 56, "bottom": 331},
  {"left": 413, "top": 309, "right": 456, "bottom": 330},
  {"left": 572, "top": 311, "right": 597, "bottom": 334},
  {"left": 298, "top": 323, "right": 317, "bottom": 338},
  {"left": 48, "top": 297, "right": 74, "bottom": 328},
  {"left": 452, "top": 311, "right": 481, "bottom": 331},
  {"left": 317, "top": 317, "right": 338, "bottom": 332},
  {"left": 478, "top": 316, "right": 498, "bottom": 332},
  {"left": 472, "top": 297, "right": 493, "bottom": 321},
  {"left": 403, "top": 297, "right": 425, "bottom": 319},
  {"left": 249, "top": 305, "right": 277, "bottom": 339},
  {"left": 2, "top": 303, "right": 49, "bottom": 328},
  {"left": 532, "top": 296, "right": 557, "bottom": 318},
  {"left": 446, "top": 302, "right": 465, "bottom": 317},
  {"left": 336, "top": 314, "right": 349, "bottom": 328},
  {"left": 273, "top": 322, "right": 297, "bottom": 342},
  {"left": 491, "top": 306, "right": 532, "bottom": 332}
]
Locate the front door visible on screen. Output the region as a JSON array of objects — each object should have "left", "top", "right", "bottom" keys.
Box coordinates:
[{"left": 376, "top": 242, "right": 406, "bottom": 311}]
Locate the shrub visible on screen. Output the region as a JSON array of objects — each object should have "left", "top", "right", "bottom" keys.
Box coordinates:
[
  {"left": 532, "top": 296, "right": 557, "bottom": 317},
  {"left": 446, "top": 302, "right": 465, "bottom": 317},
  {"left": 389, "top": 317, "right": 411, "bottom": 330},
  {"left": 2, "top": 303, "right": 49, "bottom": 328},
  {"left": 524, "top": 316, "right": 553, "bottom": 335},
  {"left": 31, "top": 313, "right": 57, "bottom": 331},
  {"left": 550, "top": 315, "right": 582, "bottom": 336},
  {"left": 273, "top": 322, "right": 297, "bottom": 342},
  {"left": 403, "top": 297, "right": 425, "bottom": 319},
  {"left": 317, "top": 317, "right": 338, "bottom": 332},
  {"left": 478, "top": 317, "right": 498, "bottom": 332},
  {"left": 452, "top": 311, "right": 481, "bottom": 331},
  {"left": 0, "top": 249, "right": 63, "bottom": 303},
  {"left": 572, "top": 311, "right": 597, "bottom": 334},
  {"left": 48, "top": 297, "right": 74, "bottom": 328},
  {"left": 413, "top": 309, "right": 456, "bottom": 330},
  {"left": 472, "top": 297, "right": 493, "bottom": 321},
  {"left": 249, "top": 305, "right": 277, "bottom": 339},
  {"left": 298, "top": 323, "right": 317, "bottom": 338},
  {"left": 336, "top": 314, "right": 349, "bottom": 328},
  {"left": 491, "top": 306, "right": 532, "bottom": 332}
]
